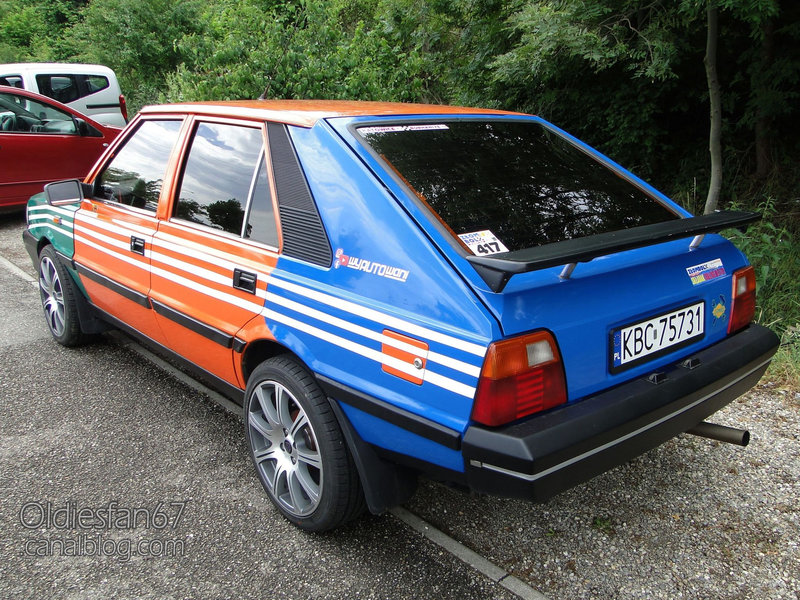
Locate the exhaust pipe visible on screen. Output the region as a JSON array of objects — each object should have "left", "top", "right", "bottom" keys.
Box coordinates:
[{"left": 686, "top": 421, "right": 750, "bottom": 447}]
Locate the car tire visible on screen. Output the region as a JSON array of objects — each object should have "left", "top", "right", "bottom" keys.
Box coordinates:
[
  {"left": 37, "top": 245, "right": 88, "bottom": 347},
  {"left": 244, "top": 355, "right": 366, "bottom": 532}
]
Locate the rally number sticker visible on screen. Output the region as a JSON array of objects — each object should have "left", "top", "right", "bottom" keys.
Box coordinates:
[{"left": 459, "top": 230, "right": 509, "bottom": 256}]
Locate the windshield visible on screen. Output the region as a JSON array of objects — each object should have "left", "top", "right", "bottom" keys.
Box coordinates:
[{"left": 357, "top": 120, "right": 679, "bottom": 254}]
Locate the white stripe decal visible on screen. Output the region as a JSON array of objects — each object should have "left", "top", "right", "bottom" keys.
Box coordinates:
[
  {"left": 74, "top": 233, "right": 149, "bottom": 272},
  {"left": 75, "top": 224, "right": 140, "bottom": 256},
  {"left": 266, "top": 291, "right": 481, "bottom": 378},
  {"left": 268, "top": 276, "right": 488, "bottom": 357},
  {"left": 27, "top": 205, "right": 78, "bottom": 219},
  {"left": 155, "top": 229, "right": 276, "bottom": 275},
  {"left": 28, "top": 222, "right": 74, "bottom": 238},
  {"left": 150, "top": 265, "right": 265, "bottom": 313},
  {"left": 59, "top": 211, "right": 483, "bottom": 399},
  {"left": 151, "top": 251, "right": 268, "bottom": 301},
  {"left": 153, "top": 235, "right": 273, "bottom": 281},
  {"left": 75, "top": 214, "right": 147, "bottom": 243},
  {"left": 28, "top": 215, "right": 73, "bottom": 227},
  {"left": 262, "top": 307, "right": 476, "bottom": 399}
]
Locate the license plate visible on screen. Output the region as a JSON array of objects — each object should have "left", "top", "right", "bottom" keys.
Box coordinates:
[{"left": 611, "top": 302, "right": 704, "bottom": 373}]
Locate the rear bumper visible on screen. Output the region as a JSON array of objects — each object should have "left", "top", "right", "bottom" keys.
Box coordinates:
[{"left": 462, "top": 324, "right": 779, "bottom": 501}]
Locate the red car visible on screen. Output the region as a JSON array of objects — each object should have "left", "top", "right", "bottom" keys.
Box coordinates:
[{"left": 0, "top": 85, "right": 120, "bottom": 212}]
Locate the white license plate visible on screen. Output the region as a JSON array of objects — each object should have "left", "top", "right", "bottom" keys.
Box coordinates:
[{"left": 611, "top": 302, "right": 705, "bottom": 372}]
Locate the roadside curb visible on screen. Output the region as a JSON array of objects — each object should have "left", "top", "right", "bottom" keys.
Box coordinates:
[{"left": 391, "top": 506, "right": 550, "bottom": 600}]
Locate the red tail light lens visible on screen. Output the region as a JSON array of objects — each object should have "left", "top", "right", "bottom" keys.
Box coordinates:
[
  {"left": 119, "top": 94, "right": 128, "bottom": 122},
  {"left": 471, "top": 331, "right": 567, "bottom": 427},
  {"left": 728, "top": 266, "right": 756, "bottom": 334}
]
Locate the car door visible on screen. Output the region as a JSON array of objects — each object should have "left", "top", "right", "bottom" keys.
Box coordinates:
[
  {"left": 149, "top": 118, "right": 280, "bottom": 388},
  {"left": 0, "top": 89, "right": 111, "bottom": 208},
  {"left": 73, "top": 118, "right": 184, "bottom": 342}
]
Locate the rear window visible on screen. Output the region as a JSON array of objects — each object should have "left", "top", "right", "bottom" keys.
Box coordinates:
[{"left": 357, "top": 120, "right": 679, "bottom": 253}]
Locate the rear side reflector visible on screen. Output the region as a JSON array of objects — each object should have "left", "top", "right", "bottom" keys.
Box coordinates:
[
  {"left": 472, "top": 330, "right": 567, "bottom": 427},
  {"left": 728, "top": 265, "right": 756, "bottom": 334},
  {"left": 119, "top": 94, "right": 128, "bottom": 122}
]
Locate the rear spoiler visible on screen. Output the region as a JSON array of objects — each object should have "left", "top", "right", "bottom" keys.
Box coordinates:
[{"left": 466, "top": 210, "right": 761, "bottom": 293}]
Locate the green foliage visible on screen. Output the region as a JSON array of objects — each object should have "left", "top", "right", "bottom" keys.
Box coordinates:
[
  {"left": 59, "top": 0, "right": 202, "bottom": 113},
  {"left": 726, "top": 199, "right": 800, "bottom": 338},
  {"left": 164, "top": 0, "right": 438, "bottom": 104},
  {"left": 728, "top": 201, "right": 800, "bottom": 387}
]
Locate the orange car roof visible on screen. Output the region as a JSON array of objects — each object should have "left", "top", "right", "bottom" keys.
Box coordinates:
[{"left": 139, "top": 99, "right": 520, "bottom": 128}]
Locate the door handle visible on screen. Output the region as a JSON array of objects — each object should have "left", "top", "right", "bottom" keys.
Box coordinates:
[
  {"left": 130, "top": 236, "right": 145, "bottom": 255},
  {"left": 233, "top": 268, "right": 257, "bottom": 294}
]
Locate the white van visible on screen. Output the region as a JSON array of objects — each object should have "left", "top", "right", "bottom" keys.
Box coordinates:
[{"left": 0, "top": 63, "right": 127, "bottom": 127}]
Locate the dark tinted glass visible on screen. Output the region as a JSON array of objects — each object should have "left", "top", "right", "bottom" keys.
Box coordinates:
[
  {"left": 84, "top": 75, "right": 110, "bottom": 94},
  {"left": 36, "top": 74, "right": 80, "bottom": 103},
  {"left": 96, "top": 119, "right": 183, "bottom": 211},
  {"left": 175, "top": 123, "right": 263, "bottom": 235},
  {"left": 358, "top": 121, "right": 678, "bottom": 252},
  {"left": 244, "top": 157, "right": 278, "bottom": 247}
]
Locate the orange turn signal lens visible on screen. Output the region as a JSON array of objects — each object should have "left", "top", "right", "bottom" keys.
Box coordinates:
[{"left": 472, "top": 331, "right": 567, "bottom": 427}]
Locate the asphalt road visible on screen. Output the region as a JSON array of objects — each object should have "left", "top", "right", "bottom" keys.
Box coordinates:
[{"left": 1, "top": 212, "right": 797, "bottom": 600}]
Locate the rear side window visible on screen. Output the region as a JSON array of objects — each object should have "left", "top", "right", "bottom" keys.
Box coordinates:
[
  {"left": 95, "top": 119, "right": 183, "bottom": 211},
  {"left": 357, "top": 120, "right": 679, "bottom": 253},
  {"left": 174, "top": 122, "right": 277, "bottom": 244},
  {"left": 36, "top": 74, "right": 80, "bottom": 104},
  {"left": 85, "top": 75, "right": 109, "bottom": 94}
]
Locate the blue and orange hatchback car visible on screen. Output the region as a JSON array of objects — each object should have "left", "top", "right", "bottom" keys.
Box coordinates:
[{"left": 24, "top": 100, "right": 779, "bottom": 531}]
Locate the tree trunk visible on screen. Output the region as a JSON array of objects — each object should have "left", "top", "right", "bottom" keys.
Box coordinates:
[
  {"left": 754, "top": 18, "right": 776, "bottom": 179},
  {"left": 703, "top": 1, "right": 722, "bottom": 215}
]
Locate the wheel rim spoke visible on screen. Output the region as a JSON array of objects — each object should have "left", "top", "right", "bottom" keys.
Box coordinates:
[
  {"left": 289, "top": 411, "right": 309, "bottom": 439},
  {"left": 294, "top": 464, "right": 320, "bottom": 503},
  {"left": 295, "top": 445, "right": 321, "bottom": 470},
  {"left": 276, "top": 386, "right": 293, "bottom": 429},
  {"left": 255, "top": 385, "right": 280, "bottom": 429}
]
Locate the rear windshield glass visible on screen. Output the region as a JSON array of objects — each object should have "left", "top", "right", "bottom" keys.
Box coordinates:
[{"left": 357, "top": 120, "right": 679, "bottom": 253}]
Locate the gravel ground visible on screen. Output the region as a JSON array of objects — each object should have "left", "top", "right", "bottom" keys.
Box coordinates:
[{"left": 408, "top": 386, "right": 800, "bottom": 599}]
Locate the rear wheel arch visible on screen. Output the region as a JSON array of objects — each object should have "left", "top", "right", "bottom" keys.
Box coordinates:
[{"left": 240, "top": 339, "right": 298, "bottom": 384}]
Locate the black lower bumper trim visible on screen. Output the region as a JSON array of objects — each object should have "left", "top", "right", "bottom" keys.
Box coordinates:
[{"left": 463, "top": 324, "right": 779, "bottom": 501}]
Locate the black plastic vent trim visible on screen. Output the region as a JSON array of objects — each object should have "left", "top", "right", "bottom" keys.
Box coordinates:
[{"left": 267, "top": 122, "right": 332, "bottom": 267}]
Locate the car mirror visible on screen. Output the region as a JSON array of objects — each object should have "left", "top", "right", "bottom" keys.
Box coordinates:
[
  {"left": 44, "top": 179, "right": 93, "bottom": 205},
  {"left": 75, "top": 117, "right": 102, "bottom": 137}
]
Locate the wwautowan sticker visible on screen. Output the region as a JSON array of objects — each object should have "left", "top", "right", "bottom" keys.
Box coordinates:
[{"left": 334, "top": 249, "right": 409, "bottom": 283}]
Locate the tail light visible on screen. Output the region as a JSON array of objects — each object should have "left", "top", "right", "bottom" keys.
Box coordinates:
[
  {"left": 471, "top": 330, "right": 567, "bottom": 427},
  {"left": 728, "top": 266, "right": 756, "bottom": 334},
  {"left": 119, "top": 94, "right": 128, "bottom": 122}
]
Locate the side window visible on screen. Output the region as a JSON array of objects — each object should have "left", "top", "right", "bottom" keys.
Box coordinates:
[
  {"left": 36, "top": 74, "right": 80, "bottom": 104},
  {"left": 244, "top": 157, "right": 279, "bottom": 247},
  {"left": 83, "top": 75, "right": 110, "bottom": 95},
  {"left": 95, "top": 120, "right": 183, "bottom": 212},
  {"left": 0, "top": 92, "right": 77, "bottom": 134},
  {"left": 174, "top": 122, "right": 270, "bottom": 238}
]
